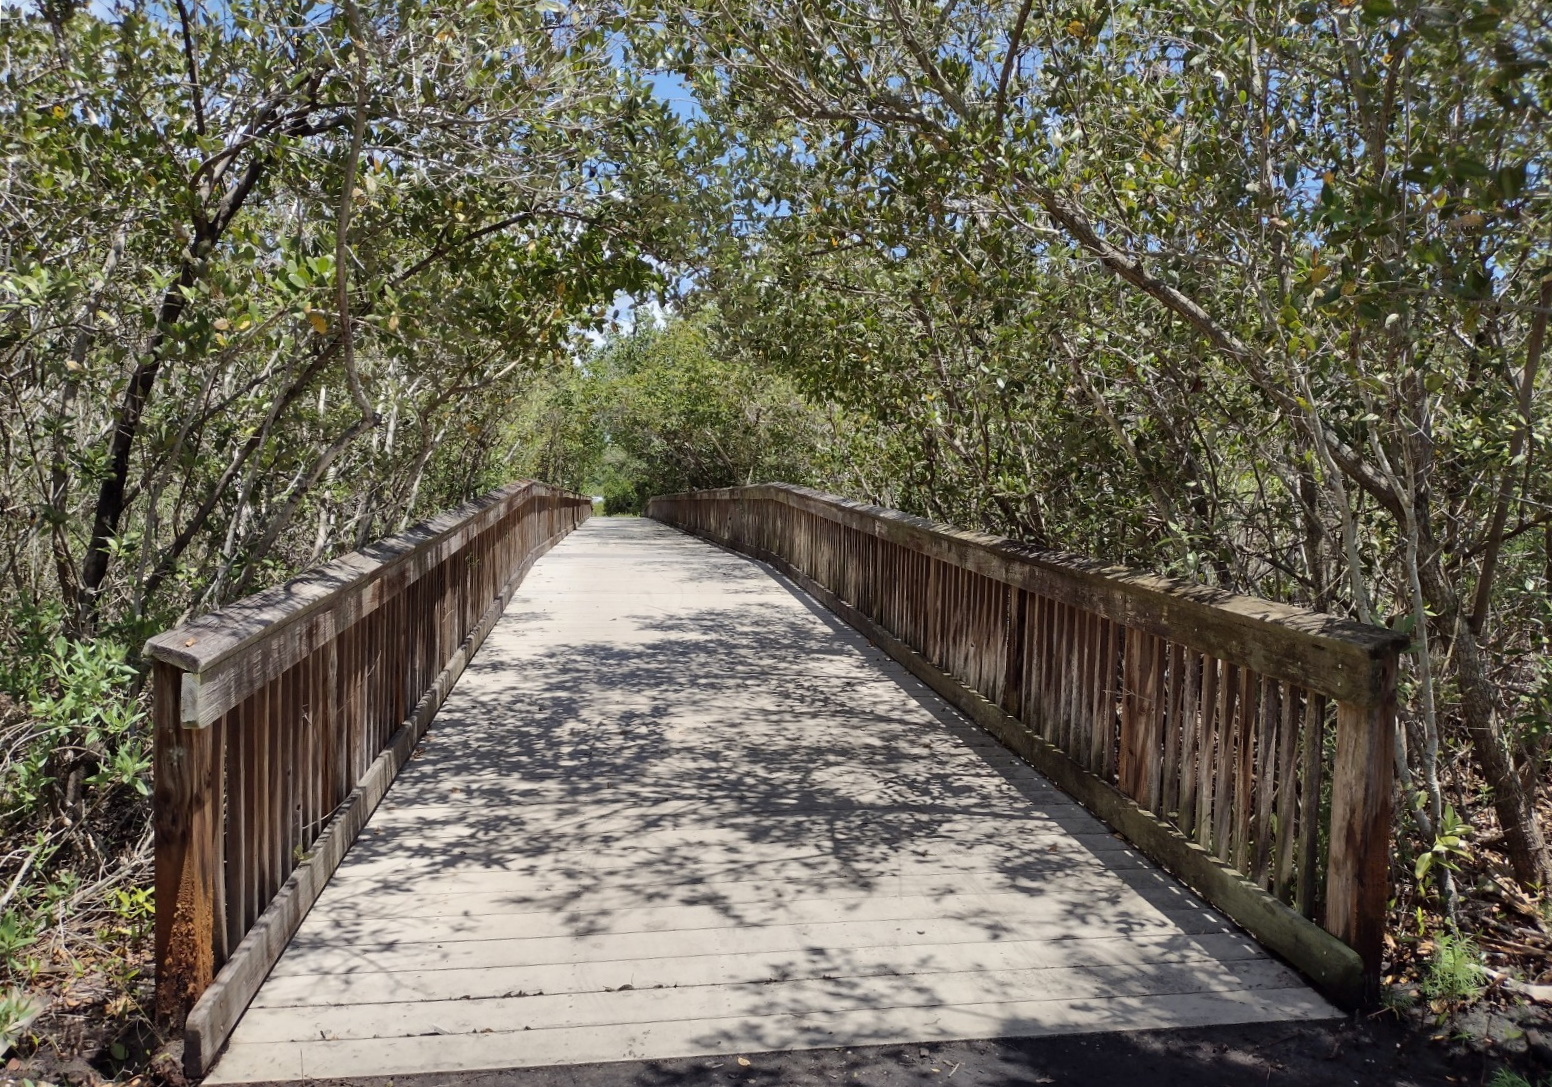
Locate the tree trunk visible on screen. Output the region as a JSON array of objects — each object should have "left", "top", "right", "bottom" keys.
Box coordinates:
[{"left": 1418, "top": 552, "right": 1552, "bottom": 887}]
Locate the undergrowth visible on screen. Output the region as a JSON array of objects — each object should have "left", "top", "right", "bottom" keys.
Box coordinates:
[
  {"left": 0, "top": 600, "right": 157, "bottom": 1075},
  {"left": 1420, "top": 933, "right": 1488, "bottom": 1004}
]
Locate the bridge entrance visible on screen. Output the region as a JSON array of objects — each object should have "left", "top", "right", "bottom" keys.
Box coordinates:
[{"left": 204, "top": 518, "right": 1331, "bottom": 1082}]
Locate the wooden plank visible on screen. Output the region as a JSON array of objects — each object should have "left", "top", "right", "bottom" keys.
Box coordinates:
[
  {"left": 153, "top": 661, "right": 221, "bottom": 1025},
  {"left": 267, "top": 908, "right": 1228, "bottom": 977},
  {"left": 1324, "top": 662, "right": 1396, "bottom": 1002},
  {"left": 725, "top": 536, "right": 1368, "bottom": 1006},
  {"left": 180, "top": 513, "right": 580, "bottom": 1077},
  {"left": 1295, "top": 693, "right": 1326, "bottom": 919},
  {"left": 147, "top": 485, "right": 591, "bottom": 726},
  {"left": 1272, "top": 681, "right": 1300, "bottom": 903},
  {"left": 211, "top": 985, "right": 1336, "bottom": 1084},
  {"left": 281, "top": 891, "right": 1216, "bottom": 955},
  {"left": 300, "top": 866, "right": 1213, "bottom": 924},
  {"left": 648, "top": 485, "right": 1406, "bottom": 706},
  {"left": 248, "top": 930, "right": 1271, "bottom": 1009},
  {"left": 239, "top": 958, "right": 1312, "bottom": 1045}
]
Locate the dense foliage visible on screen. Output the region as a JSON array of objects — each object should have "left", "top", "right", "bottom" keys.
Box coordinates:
[
  {"left": 509, "top": 317, "right": 836, "bottom": 511},
  {"left": 2, "top": 0, "right": 1552, "bottom": 1067},
  {"left": 640, "top": 0, "right": 1552, "bottom": 906},
  {"left": 0, "top": 0, "right": 686, "bottom": 1054}
]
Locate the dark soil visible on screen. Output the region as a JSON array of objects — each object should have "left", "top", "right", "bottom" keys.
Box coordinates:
[{"left": 204, "top": 1013, "right": 1552, "bottom": 1087}]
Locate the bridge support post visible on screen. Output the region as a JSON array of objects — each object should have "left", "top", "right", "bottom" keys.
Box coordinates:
[
  {"left": 1324, "top": 655, "right": 1398, "bottom": 1005},
  {"left": 152, "top": 660, "right": 224, "bottom": 1027}
]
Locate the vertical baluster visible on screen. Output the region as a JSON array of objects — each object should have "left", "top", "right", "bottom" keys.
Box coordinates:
[
  {"left": 281, "top": 660, "right": 298, "bottom": 891},
  {"left": 1002, "top": 589, "right": 1028, "bottom": 715},
  {"left": 1195, "top": 656, "right": 1220, "bottom": 849},
  {"left": 1051, "top": 602, "right": 1070, "bottom": 752},
  {"left": 1272, "top": 681, "right": 1301, "bottom": 903},
  {"left": 1067, "top": 604, "right": 1087, "bottom": 755},
  {"left": 1204, "top": 661, "right": 1229, "bottom": 857},
  {"left": 263, "top": 674, "right": 282, "bottom": 916},
  {"left": 1036, "top": 593, "right": 1049, "bottom": 739},
  {"left": 1233, "top": 668, "right": 1257, "bottom": 872},
  {"left": 1161, "top": 641, "right": 1184, "bottom": 819},
  {"left": 302, "top": 652, "right": 318, "bottom": 848},
  {"left": 243, "top": 685, "right": 262, "bottom": 926},
  {"left": 1085, "top": 615, "right": 1107, "bottom": 773},
  {"left": 1176, "top": 651, "right": 1202, "bottom": 837},
  {"left": 1295, "top": 693, "right": 1327, "bottom": 919},
  {"left": 1252, "top": 675, "right": 1280, "bottom": 887},
  {"left": 1070, "top": 609, "right": 1093, "bottom": 771},
  {"left": 223, "top": 700, "right": 246, "bottom": 955}
]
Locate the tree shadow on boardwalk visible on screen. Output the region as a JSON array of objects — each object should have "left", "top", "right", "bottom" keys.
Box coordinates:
[
  {"left": 303, "top": 595, "right": 1214, "bottom": 941},
  {"left": 240, "top": 518, "right": 1323, "bottom": 1072}
]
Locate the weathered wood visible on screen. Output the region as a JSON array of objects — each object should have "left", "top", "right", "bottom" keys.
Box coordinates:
[
  {"left": 1252, "top": 678, "right": 1279, "bottom": 888},
  {"left": 650, "top": 485, "right": 1405, "bottom": 706},
  {"left": 1324, "top": 659, "right": 1397, "bottom": 1001},
  {"left": 1195, "top": 655, "right": 1220, "bottom": 848},
  {"left": 1211, "top": 663, "right": 1238, "bottom": 860},
  {"left": 178, "top": 505, "right": 580, "bottom": 1077},
  {"left": 1272, "top": 682, "right": 1300, "bottom": 902},
  {"left": 1002, "top": 589, "right": 1027, "bottom": 715},
  {"left": 1232, "top": 668, "right": 1256, "bottom": 873},
  {"left": 153, "top": 661, "right": 222, "bottom": 1025},
  {"left": 1295, "top": 694, "right": 1326, "bottom": 919},
  {"left": 207, "top": 518, "right": 1336, "bottom": 1084},
  {"left": 650, "top": 485, "right": 1404, "bottom": 1006},
  {"left": 1176, "top": 650, "right": 1202, "bottom": 837},
  {"left": 149, "top": 483, "right": 589, "bottom": 1074},
  {"left": 712, "top": 534, "right": 1367, "bottom": 1006},
  {"left": 150, "top": 488, "right": 565, "bottom": 728},
  {"left": 1161, "top": 642, "right": 1184, "bottom": 820}
]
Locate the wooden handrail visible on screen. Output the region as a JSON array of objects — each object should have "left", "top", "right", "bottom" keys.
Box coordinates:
[
  {"left": 648, "top": 483, "right": 1406, "bottom": 1006},
  {"left": 146, "top": 481, "right": 591, "bottom": 1074}
]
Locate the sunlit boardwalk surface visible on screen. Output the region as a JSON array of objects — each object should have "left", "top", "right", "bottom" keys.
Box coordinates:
[{"left": 206, "top": 517, "right": 1336, "bottom": 1082}]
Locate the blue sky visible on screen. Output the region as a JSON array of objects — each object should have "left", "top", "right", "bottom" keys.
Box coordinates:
[
  {"left": 591, "top": 67, "right": 701, "bottom": 340},
  {"left": 644, "top": 69, "right": 702, "bottom": 121}
]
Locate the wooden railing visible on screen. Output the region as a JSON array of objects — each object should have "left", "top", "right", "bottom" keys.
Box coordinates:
[
  {"left": 648, "top": 484, "right": 1406, "bottom": 1006},
  {"left": 145, "top": 481, "right": 590, "bottom": 1074}
]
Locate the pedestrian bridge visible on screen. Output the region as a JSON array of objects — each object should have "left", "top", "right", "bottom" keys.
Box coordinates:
[{"left": 145, "top": 484, "right": 1406, "bottom": 1080}]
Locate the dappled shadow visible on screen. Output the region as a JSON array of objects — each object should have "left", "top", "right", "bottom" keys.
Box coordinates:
[
  {"left": 259, "top": 1014, "right": 1480, "bottom": 1087},
  {"left": 219, "top": 518, "right": 1326, "bottom": 1077}
]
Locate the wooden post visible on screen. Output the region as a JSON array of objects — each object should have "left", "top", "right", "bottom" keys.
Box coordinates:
[
  {"left": 154, "top": 661, "right": 225, "bottom": 1026},
  {"left": 1324, "top": 656, "right": 1397, "bottom": 1003}
]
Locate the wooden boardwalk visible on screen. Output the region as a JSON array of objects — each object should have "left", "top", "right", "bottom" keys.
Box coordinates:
[{"left": 206, "top": 517, "right": 1336, "bottom": 1082}]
